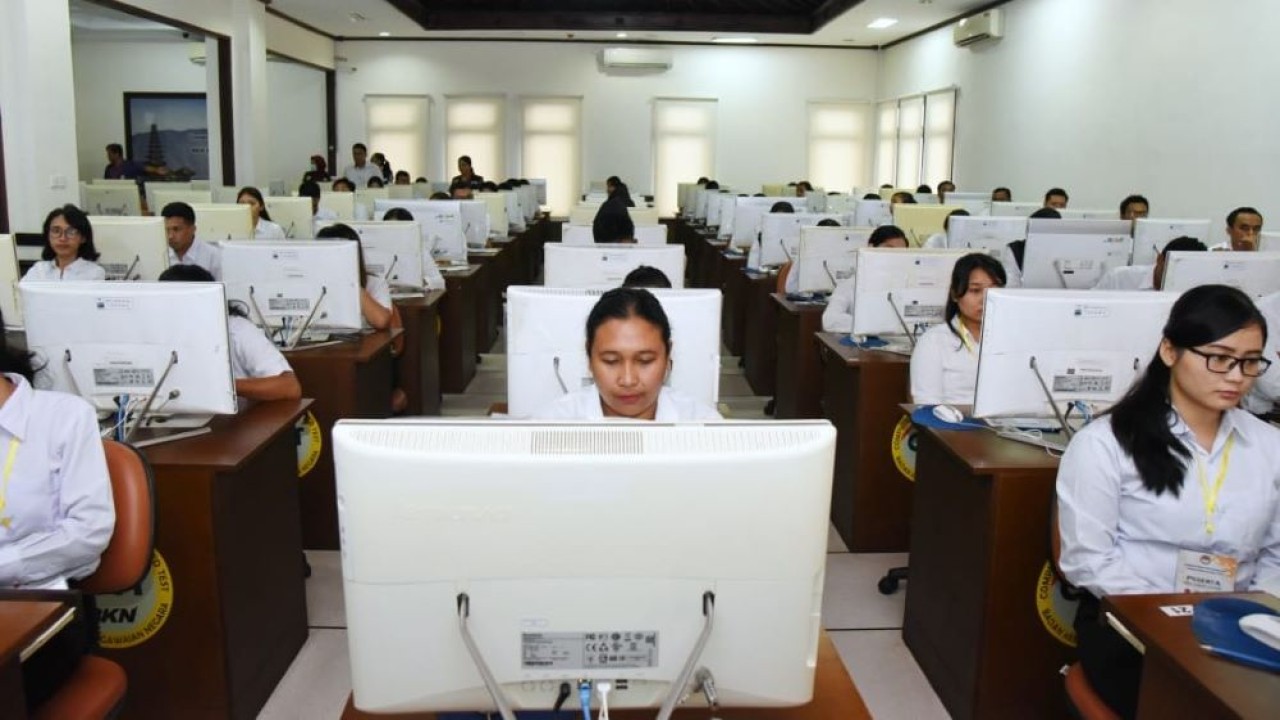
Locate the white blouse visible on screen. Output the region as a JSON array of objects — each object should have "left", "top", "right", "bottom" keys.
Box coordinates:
[
  {"left": 168, "top": 239, "right": 222, "bottom": 280},
  {"left": 909, "top": 319, "right": 980, "bottom": 406},
  {"left": 533, "top": 386, "right": 722, "bottom": 421},
  {"left": 1057, "top": 409, "right": 1280, "bottom": 597},
  {"left": 0, "top": 374, "right": 114, "bottom": 589},
  {"left": 228, "top": 316, "right": 292, "bottom": 381},
  {"left": 254, "top": 219, "right": 288, "bottom": 240},
  {"left": 822, "top": 275, "right": 857, "bottom": 334},
  {"left": 21, "top": 258, "right": 107, "bottom": 282}
]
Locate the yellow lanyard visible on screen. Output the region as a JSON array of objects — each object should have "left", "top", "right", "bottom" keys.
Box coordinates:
[
  {"left": 1195, "top": 434, "right": 1235, "bottom": 535},
  {"left": 957, "top": 321, "right": 978, "bottom": 356},
  {"left": 0, "top": 438, "right": 21, "bottom": 530}
]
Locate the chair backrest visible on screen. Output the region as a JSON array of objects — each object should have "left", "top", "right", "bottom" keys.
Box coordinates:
[
  {"left": 77, "top": 441, "right": 155, "bottom": 595},
  {"left": 776, "top": 262, "right": 793, "bottom": 295}
]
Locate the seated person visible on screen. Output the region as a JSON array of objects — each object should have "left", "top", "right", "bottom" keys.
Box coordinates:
[
  {"left": 923, "top": 208, "right": 970, "bottom": 249},
  {"left": 909, "top": 253, "right": 1007, "bottom": 405},
  {"left": 1093, "top": 236, "right": 1206, "bottom": 291},
  {"left": 162, "top": 201, "right": 221, "bottom": 279},
  {"left": 1057, "top": 285, "right": 1280, "bottom": 719},
  {"left": 622, "top": 265, "right": 672, "bottom": 289},
  {"left": 1214, "top": 206, "right": 1263, "bottom": 252},
  {"left": 746, "top": 201, "right": 796, "bottom": 268},
  {"left": 890, "top": 191, "right": 916, "bottom": 205},
  {"left": 937, "top": 180, "right": 956, "bottom": 202},
  {"left": 394, "top": 171, "right": 411, "bottom": 186},
  {"left": 331, "top": 178, "right": 356, "bottom": 193},
  {"left": 1044, "top": 187, "right": 1069, "bottom": 209},
  {"left": 158, "top": 265, "right": 301, "bottom": 401},
  {"left": 1120, "top": 194, "right": 1149, "bottom": 223},
  {"left": 533, "top": 288, "right": 721, "bottom": 420},
  {"left": 821, "top": 225, "right": 909, "bottom": 333},
  {"left": 237, "top": 186, "right": 287, "bottom": 239},
  {"left": 315, "top": 224, "right": 392, "bottom": 331},
  {"left": 367, "top": 177, "right": 385, "bottom": 189},
  {"left": 1004, "top": 207, "right": 1063, "bottom": 287},
  {"left": 0, "top": 311, "right": 115, "bottom": 708},
  {"left": 782, "top": 218, "right": 843, "bottom": 295},
  {"left": 299, "top": 179, "right": 338, "bottom": 233},
  {"left": 916, "top": 184, "right": 933, "bottom": 195},
  {"left": 381, "top": 208, "right": 446, "bottom": 290},
  {"left": 23, "top": 205, "right": 107, "bottom": 282},
  {"left": 991, "top": 186, "right": 1013, "bottom": 203}
]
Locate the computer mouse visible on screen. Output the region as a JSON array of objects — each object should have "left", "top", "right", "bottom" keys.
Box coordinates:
[
  {"left": 1240, "top": 613, "right": 1280, "bottom": 652},
  {"left": 932, "top": 404, "right": 965, "bottom": 424}
]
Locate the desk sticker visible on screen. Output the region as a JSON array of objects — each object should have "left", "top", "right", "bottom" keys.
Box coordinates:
[
  {"left": 891, "top": 415, "right": 918, "bottom": 481},
  {"left": 1160, "top": 605, "right": 1195, "bottom": 617},
  {"left": 97, "top": 550, "right": 174, "bottom": 649},
  {"left": 1035, "top": 562, "right": 1079, "bottom": 647},
  {"left": 296, "top": 411, "right": 322, "bottom": 477}
]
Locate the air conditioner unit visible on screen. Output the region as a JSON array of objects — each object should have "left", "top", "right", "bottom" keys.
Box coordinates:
[
  {"left": 953, "top": 9, "right": 1004, "bottom": 47},
  {"left": 599, "top": 47, "right": 673, "bottom": 70}
]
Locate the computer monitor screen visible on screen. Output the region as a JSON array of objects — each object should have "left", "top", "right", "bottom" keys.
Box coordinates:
[
  {"left": 705, "top": 193, "right": 726, "bottom": 227},
  {"left": 877, "top": 187, "right": 918, "bottom": 201},
  {"left": 761, "top": 183, "right": 789, "bottom": 197},
  {"left": 264, "top": 197, "right": 314, "bottom": 238},
  {"left": 0, "top": 235, "right": 22, "bottom": 328},
  {"left": 634, "top": 225, "right": 668, "bottom": 246},
  {"left": 560, "top": 226, "right": 593, "bottom": 246},
  {"left": 1262, "top": 231, "right": 1280, "bottom": 253},
  {"left": 459, "top": 201, "right": 491, "bottom": 248},
  {"left": 891, "top": 204, "right": 963, "bottom": 247},
  {"left": 318, "top": 221, "right": 425, "bottom": 290},
  {"left": 1161, "top": 251, "right": 1280, "bottom": 298},
  {"left": 21, "top": 281, "right": 236, "bottom": 416},
  {"left": 319, "top": 191, "right": 356, "bottom": 221},
  {"left": 505, "top": 287, "right": 721, "bottom": 417},
  {"left": 530, "top": 179, "right": 548, "bottom": 208},
  {"left": 144, "top": 182, "right": 193, "bottom": 211},
  {"left": 1021, "top": 219, "right": 1133, "bottom": 290},
  {"left": 151, "top": 188, "right": 211, "bottom": 212},
  {"left": 759, "top": 213, "right": 846, "bottom": 267},
  {"left": 474, "top": 193, "right": 510, "bottom": 240},
  {"left": 211, "top": 185, "right": 240, "bottom": 205},
  {"left": 677, "top": 182, "right": 696, "bottom": 213},
  {"left": 973, "top": 289, "right": 1177, "bottom": 418},
  {"left": 940, "top": 192, "right": 992, "bottom": 217},
  {"left": 694, "top": 189, "right": 713, "bottom": 221},
  {"left": 372, "top": 200, "right": 468, "bottom": 265},
  {"left": 88, "top": 216, "right": 169, "bottom": 281},
  {"left": 989, "top": 201, "right": 1042, "bottom": 218},
  {"left": 388, "top": 185, "right": 415, "bottom": 201},
  {"left": 220, "top": 240, "right": 363, "bottom": 330},
  {"left": 191, "top": 203, "right": 254, "bottom": 242},
  {"left": 946, "top": 216, "right": 1027, "bottom": 266},
  {"left": 333, "top": 419, "right": 834, "bottom": 713},
  {"left": 715, "top": 196, "right": 738, "bottom": 240},
  {"left": 851, "top": 248, "right": 971, "bottom": 337},
  {"left": 82, "top": 184, "right": 141, "bottom": 216},
  {"left": 501, "top": 190, "right": 526, "bottom": 232},
  {"left": 1058, "top": 208, "right": 1119, "bottom": 221},
  {"left": 730, "top": 197, "right": 803, "bottom": 248},
  {"left": 793, "top": 226, "right": 874, "bottom": 294},
  {"left": 1131, "top": 219, "right": 1213, "bottom": 266},
  {"left": 544, "top": 245, "right": 685, "bottom": 289},
  {"left": 823, "top": 194, "right": 854, "bottom": 215},
  {"left": 852, "top": 200, "right": 893, "bottom": 228}
]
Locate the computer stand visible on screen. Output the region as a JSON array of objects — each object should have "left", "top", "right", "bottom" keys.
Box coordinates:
[
  {"left": 657, "top": 591, "right": 717, "bottom": 720},
  {"left": 248, "top": 286, "right": 329, "bottom": 350},
  {"left": 457, "top": 593, "right": 518, "bottom": 720},
  {"left": 1028, "top": 356, "right": 1075, "bottom": 440},
  {"left": 887, "top": 292, "right": 923, "bottom": 351}
]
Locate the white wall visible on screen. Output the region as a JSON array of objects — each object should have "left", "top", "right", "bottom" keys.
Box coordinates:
[
  {"left": 880, "top": 0, "right": 1280, "bottom": 237},
  {"left": 265, "top": 59, "right": 327, "bottom": 189},
  {"left": 335, "top": 41, "right": 878, "bottom": 199}
]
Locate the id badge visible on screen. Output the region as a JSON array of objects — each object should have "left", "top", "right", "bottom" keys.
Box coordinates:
[{"left": 1174, "top": 549, "right": 1238, "bottom": 593}]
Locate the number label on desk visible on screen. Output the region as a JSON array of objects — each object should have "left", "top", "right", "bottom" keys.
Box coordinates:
[
  {"left": 1160, "top": 605, "right": 1195, "bottom": 617},
  {"left": 522, "top": 631, "right": 659, "bottom": 670}
]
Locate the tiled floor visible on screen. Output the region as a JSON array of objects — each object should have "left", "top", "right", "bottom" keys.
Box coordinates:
[{"left": 258, "top": 336, "right": 949, "bottom": 719}]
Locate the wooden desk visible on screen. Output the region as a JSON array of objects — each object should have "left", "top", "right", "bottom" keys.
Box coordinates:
[
  {"left": 0, "top": 600, "right": 71, "bottom": 719},
  {"left": 287, "top": 334, "right": 395, "bottom": 549},
  {"left": 742, "top": 270, "right": 779, "bottom": 396},
  {"left": 903, "top": 426, "right": 1070, "bottom": 720},
  {"left": 113, "top": 399, "right": 311, "bottom": 720},
  {"left": 773, "top": 295, "right": 825, "bottom": 419},
  {"left": 816, "top": 334, "right": 913, "bottom": 551},
  {"left": 394, "top": 291, "right": 444, "bottom": 416},
  {"left": 1104, "top": 592, "right": 1280, "bottom": 720},
  {"left": 339, "top": 631, "right": 871, "bottom": 720},
  {"left": 466, "top": 250, "right": 500, "bottom": 353},
  {"left": 439, "top": 266, "right": 481, "bottom": 393},
  {"left": 719, "top": 252, "right": 750, "bottom": 355}
]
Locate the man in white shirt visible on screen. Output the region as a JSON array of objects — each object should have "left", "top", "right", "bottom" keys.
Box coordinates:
[
  {"left": 1093, "top": 236, "right": 1206, "bottom": 291},
  {"left": 342, "top": 143, "right": 381, "bottom": 188},
  {"left": 162, "top": 201, "right": 222, "bottom": 279},
  {"left": 1212, "top": 206, "right": 1263, "bottom": 252}
]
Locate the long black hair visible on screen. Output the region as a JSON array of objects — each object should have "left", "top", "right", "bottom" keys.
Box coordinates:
[
  {"left": 944, "top": 253, "right": 1006, "bottom": 340},
  {"left": 42, "top": 205, "right": 100, "bottom": 262},
  {"left": 236, "top": 186, "right": 273, "bottom": 223},
  {"left": 868, "top": 225, "right": 907, "bottom": 247},
  {"left": 1109, "top": 285, "right": 1267, "bottom": 497},
  {"left": 585, "top": 288, "right": 672, "bottom": 357},
  {"left": 0, "top": 308, "right": 37, "bottom": 382}
]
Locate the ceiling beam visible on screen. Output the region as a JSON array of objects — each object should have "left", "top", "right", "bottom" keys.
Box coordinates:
[
  {"left": 388, "top": 7, "right": 813, "bottom": 34},
  {"left": 810, "top": 0, "right": 864, "bottom": 33}
]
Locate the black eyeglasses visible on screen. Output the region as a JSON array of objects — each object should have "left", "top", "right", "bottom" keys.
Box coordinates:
[{"left": 1185, "top": 347, "right": 1272, "bottom": 377}]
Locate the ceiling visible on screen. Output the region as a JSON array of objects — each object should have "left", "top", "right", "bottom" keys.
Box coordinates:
[
  {"left": 267, "top": 0, "right": 997, "bottom": 47},
  {"left": 68, "top": 0, "right": 200, "bottom": 41}
]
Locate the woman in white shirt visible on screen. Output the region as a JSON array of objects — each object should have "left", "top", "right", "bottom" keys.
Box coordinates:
[
  {"left": 22, "top": 205, "right": 108, "bottom": 282},
  {"left": 157, "top": 265, "right": 302, "bottom": 402},
  {"left": 237, "top": 186, "right": 287, "bottom": 240},
  {"left": 909, "top": 253, "right": 1006, "bottom": 406},
  {"left": 921, "top": 208, "right": 970, "bottom": 249},
  {"left": 381, "top": 207, "right": 446, "bottom": 291},
  {"left": 535, "top": 288, "right": 722, "bottom": 421},
  {"left": 1057, "top": 284, "right": 1280, "bottom": 719},
  {"left": 315, "top": 224, "right": 393, "bottom": 331},
  {"left": 821, "top": 225, "right": 910, "bottom": 334}
]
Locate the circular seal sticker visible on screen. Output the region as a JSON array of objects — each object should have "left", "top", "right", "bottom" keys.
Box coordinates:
[
  {"left": 97, "top": 550, "right": 174, "bottom": 649},
  {"left": 1036, "top": 561, "right": 1080, "bottom": 647},
  {"left": 296, "top": 411, "right": 322, "bottom": 478},
  {"left": 891, "top": 415, "right": 918, "bottom": 481}
]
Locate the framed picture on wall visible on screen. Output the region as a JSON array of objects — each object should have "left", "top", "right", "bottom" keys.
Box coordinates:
[{"left": 124, "top": 92, "right": 209, "bottom": 180}]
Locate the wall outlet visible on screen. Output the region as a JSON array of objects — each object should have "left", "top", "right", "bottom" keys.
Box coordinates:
[{"left": 50, "top": 175, "right": 67, "bottom": 189}]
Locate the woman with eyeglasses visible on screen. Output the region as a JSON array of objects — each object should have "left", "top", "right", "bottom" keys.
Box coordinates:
[
  {"left": 1056, "top": 284, "right": 1280, "bottom": 720},
  {"left": 22, "top": 205, "right": 107, "bottom": 281}
]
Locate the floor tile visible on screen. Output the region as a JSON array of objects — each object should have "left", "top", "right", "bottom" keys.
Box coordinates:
[
  {"left": 822, "top": 553, "right": 909, "bottom": 630},
  {"left": 828, "top": 630, "right": 950, "bottom": 720},
  {"left": 257, "top": 630, "right": 353, "bottom": 719}
]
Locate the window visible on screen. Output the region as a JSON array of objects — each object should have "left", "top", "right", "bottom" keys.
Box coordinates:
[
  {"left": 521, "top": 97, "right": 581, "bottom": 216},
  {"left": 653, "top": 99, "right": 717, "bottom": 216},
  {"left": 446, "top": 95, "right": 505, "bottom": 183},
  {"left": 875, "top": 89, "right": 958, "bottom": 189},
  {"left": 806, "top": 102, "right": 871, "bottom": 193},
  {"left": 365, "top": 95, "right": 431, "bottom": 180}
]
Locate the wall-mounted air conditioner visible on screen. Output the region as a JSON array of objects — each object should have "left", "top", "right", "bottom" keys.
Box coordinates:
[
  {"left": 599, "top": 47, "right": 674, "bottom": 71},
  {"left": 953, "top": 9, "right": 1004, "bottom": 47}
]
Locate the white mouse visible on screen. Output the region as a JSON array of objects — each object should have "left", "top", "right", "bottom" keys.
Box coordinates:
[
  {"left": 932, "top": 404, "right": 965, "bottom": 424},
  {"left": 1239, "top": 613, "right": 1280, "bottom": 652}
]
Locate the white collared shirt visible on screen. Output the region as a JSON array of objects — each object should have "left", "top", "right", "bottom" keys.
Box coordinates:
[
  {"left": 362, "top": 275, "right": 392, "bottom": 331},
  {"left": 1244, "top": 291, "right": 1280, "bottom": 413},
  {"left": 1057, "top": 409, "right": 1280, "bottom": 597},
  {"left": 822, "top": 275, "right": 857, "bottom": 334},
  {"left": 21, "top": 258, "right": 107, "bottom": 282},
  {"left": 922, "top": 232, "right": 947, "bottom": 249},
  {"left": 313, "top": 208, "right": 339, "bottom": 237},
  {"left": 343, "top": 164, "right": 381, "bottom": 189},
  {"left": 909, "top": 319, "right": 980, "bottom": 406},
  {"left": 533, "top": 386, "right": 722, "bottom": 421},
  {"left": 228, "top": 316, "right": 292, "bottom": 381},
  {"left": 168, "top": 239, "right": 222, "bottom": 280},
  {"left": 255, "top": 219, "right": 287, "bottom": 240},
  {"left": 1093, "top": 264, "right": 1155, "bottom": 291},
  {"left": 0, "top": 374, "right": 114, "bottom": 589}
]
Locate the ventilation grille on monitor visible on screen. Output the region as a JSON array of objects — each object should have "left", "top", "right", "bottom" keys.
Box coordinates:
[{"left": 530, "top": 429, "right": 643, "bottom": 455}]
